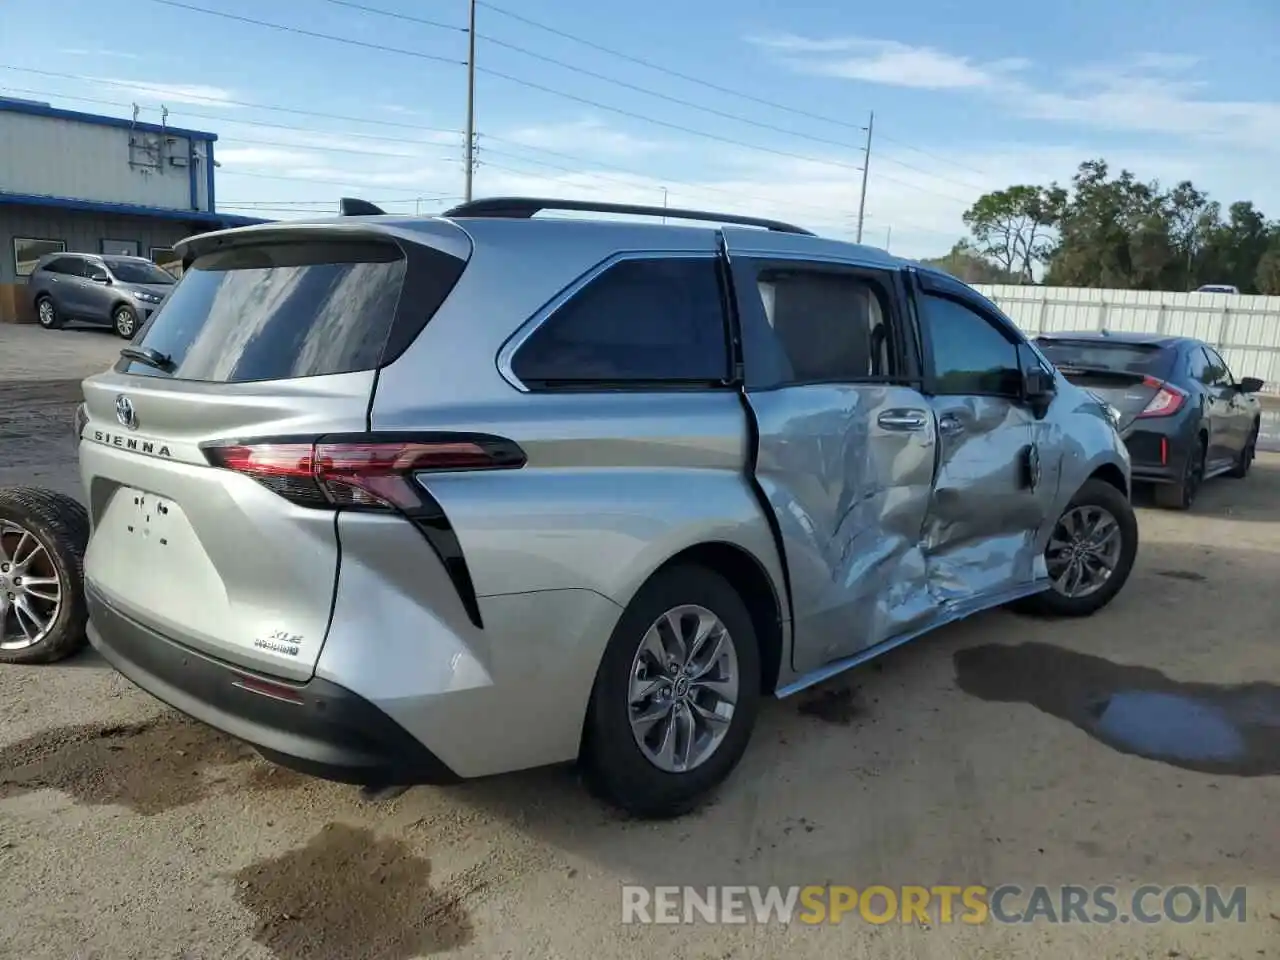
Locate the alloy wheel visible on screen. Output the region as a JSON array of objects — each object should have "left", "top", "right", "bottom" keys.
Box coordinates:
[
  {"left": 0, "top": 520, "right": 63, "bottom": 650},
  {"left": 628, "top": 604, "right": 739, "bottom": 773},
  {"left": 37, "top": 300, "right": 54, "bottom": 327},
  {"left": 1046, "top": 505, "right": 1124, "bottom": 599},
  {"left": 114, "top": 308, "right": 136, "bottom": 338}
]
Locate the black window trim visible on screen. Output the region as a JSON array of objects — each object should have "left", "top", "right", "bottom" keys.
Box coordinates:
[
  {"left": 732, "top": 253, "right": 922, "bottom": 392},
  {"left": 1187, "top": 343, "right": 1213, "bottom": 384},
  {"left": 1201, "top": 343, "right": 1235, "bottom": 387},
  {"left": 908, "top": 268, "right": 1027, "bottom": 400},
  {"left": 496, "top": 249, "right": 735, "bottom": 394},
  {"left": 14, "top": 237, "right": 67, "bottom": 278}
]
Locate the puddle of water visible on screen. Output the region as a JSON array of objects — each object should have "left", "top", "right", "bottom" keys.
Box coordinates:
[
  {"left": 953, "top": 643, "right": 1280, "bottom": 776},
  {"left": 0, "top": 714, "right": 307, "bottom": 814},
  {"left": 233, "top": 822, "right": 472, "bottom": 960}
]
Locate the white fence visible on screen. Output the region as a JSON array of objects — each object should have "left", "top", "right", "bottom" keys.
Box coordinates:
[{"left": 971, "top": 285, "right": 1280, "bottom": 395}]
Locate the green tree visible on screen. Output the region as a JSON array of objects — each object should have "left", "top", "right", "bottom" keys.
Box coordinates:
[
  {"left": 961, "top": 185, "right": 1064, "bottom": 282},
  {"left": 1256, "top": 232, "right": 1280, "bottom": 295},
  {"left": 919, "top": 240, "right": 1021, "bottom": 284}
]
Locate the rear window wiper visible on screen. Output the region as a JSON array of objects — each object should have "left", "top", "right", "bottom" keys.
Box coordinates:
[{"left": 120, "top": 345, "right": 174, "bottom": 372}]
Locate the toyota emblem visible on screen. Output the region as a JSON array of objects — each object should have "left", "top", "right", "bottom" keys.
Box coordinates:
[{"left": 115, "top": 394, "right": 138, "bottom": 429}]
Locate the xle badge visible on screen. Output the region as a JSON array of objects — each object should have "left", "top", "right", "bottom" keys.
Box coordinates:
[
  {"left": 254, "top": 630, "right": 303, "bottom": 657},
  {"left": 1022, "top": 443, "right": 1041, "bottom": 491}
]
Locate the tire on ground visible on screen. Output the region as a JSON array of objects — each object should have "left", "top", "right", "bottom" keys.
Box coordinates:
[
  {"left": 1014, "top": 477, "right": 1139, "bottom": 618},
  {"left": 581, "top": 563, "right": 761, "bottom": 819},
  {"left": 0, "top": 487, "right": 90, "bottom": 664}
]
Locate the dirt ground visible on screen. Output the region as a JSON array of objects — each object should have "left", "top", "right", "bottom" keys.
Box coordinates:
[{"left": 1, "top": 324, "right": 1278, "bottom": 959}]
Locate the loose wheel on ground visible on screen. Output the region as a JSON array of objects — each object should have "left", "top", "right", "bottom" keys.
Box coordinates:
[
  {"left": 0, "top": 487, "right": 91, "bottom": 664},
  {"left": 1014, "top": 478, "right": 1139, "bottom": 618},
  {"left": 582, "top": 563, "right": 761, "bottom": 819}
]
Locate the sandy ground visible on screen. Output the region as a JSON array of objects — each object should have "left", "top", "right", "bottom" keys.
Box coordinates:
[{"left": 1, "top": 323, "right": 1278, "bottom": 959}]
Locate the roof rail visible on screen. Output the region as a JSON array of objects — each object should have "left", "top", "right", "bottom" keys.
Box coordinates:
[
  {"left": 441, "top": 197, "right": 815, "bottom": 235},
  {"left": 339, "top": 197, "right": 386, "bottom": 216}
]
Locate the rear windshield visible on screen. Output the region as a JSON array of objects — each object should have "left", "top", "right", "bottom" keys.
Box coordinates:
[
  {"left": 122, "top": 240, "right": 407, "bottom": 382},
  {"left": 1036, "top": 339, "right": 1173, "bottom": 378}
]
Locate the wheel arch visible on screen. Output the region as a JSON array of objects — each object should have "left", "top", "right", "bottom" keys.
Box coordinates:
[
  {"left": 1087, "top": 461, "right": 1129, "bottom": 499},
  {"left": 642, "top": 541, "right": 785, "bottom": 697}
]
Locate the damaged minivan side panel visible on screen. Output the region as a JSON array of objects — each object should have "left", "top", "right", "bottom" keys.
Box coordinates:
[{"left": 727, "top": 243, "right": 938, "bottom": 676}]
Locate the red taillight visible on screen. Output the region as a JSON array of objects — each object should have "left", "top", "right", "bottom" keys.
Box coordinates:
[
  {"left": 1136, "top": 376, "right": 1187, "bottom": 418},
  {"left": 202, "top": 434, "right": 525, "bottom": 510}
]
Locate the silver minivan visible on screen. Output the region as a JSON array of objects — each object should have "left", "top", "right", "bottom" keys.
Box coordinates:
[{"left": 77, "top": 198, "right": 1138, "bottom": 817}]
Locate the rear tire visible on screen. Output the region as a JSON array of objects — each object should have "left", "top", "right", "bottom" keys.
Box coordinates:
[
  {"left": 1154, "top": 435, "right": 1206, "bottom": 510},
  {"left": 1227, "top": 420, "right": 1259, "bottom": 479},
  {"left": 582, "top": 564, "right": 761, "bottom": 819},
  {"left": 1014, "top": 478, "right": 1138, "bottom": 618},
  {"left": 0, "top": 487, "right": 90, "bottom": 665},
  {"left": 35, "top": 296, "right": 63, "bottom": 330},
  {"left": 112, "top": 304, "right": 138, "bottom": 339}
]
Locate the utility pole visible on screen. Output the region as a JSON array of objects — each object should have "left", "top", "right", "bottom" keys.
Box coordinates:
[
  {"left": 463, "top": 0, "right": 477, "bottom": 202},
  {"left": 661, "top": 187, "right": 668, "bottom": 223},
  {"left": 855, "top": 110, "right": 873, "bottom": 244},
  {"left": 885, "top": 225, "right": 892, "bottom": 251}
]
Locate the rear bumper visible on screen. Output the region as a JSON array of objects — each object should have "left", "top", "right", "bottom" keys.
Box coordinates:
[
  {"left": 85, "top": 583, "right": 460, "bottom": 787},
  {"left": 1123, "top": 422, "right": 1192, "bottom": 485}
]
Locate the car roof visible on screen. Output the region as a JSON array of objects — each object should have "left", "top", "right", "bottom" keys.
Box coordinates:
[{"left": 180, "top": 207, "right": 913, "bottom": 271}]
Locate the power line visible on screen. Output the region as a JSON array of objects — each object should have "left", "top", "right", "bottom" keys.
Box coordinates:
[
  {"left": 134, "top": 1, "right": 867, "bottom": 176},
  {"left": 475, "top": 0, "right": 990, "bottom": 184},
  {"left": 0, "top": 82, "right": 461, "bottom": 149},
  {"left": 217, "top": 168, "right": 454, "bottom": 194},
  {"left": 0, "top": 66, "right": 464, "bottom": 135},
  {"left": 475, "top": 0, "right": 862, "bottom": 134},
  {"left": 218, "top": 136, "right": 455, "bottom": 160},
  {"left": 144, "top": 0, "right": 466, "bottom": 66},
  {"left": 319, "top": 0, "right": 466, "bottom": 32}
]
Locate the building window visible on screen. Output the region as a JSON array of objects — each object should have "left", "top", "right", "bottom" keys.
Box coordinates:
[
  {"left": 13, "top": 238, "right": 66, "bottom": 278},
  {"left": 150, "top": 247, "right": 182, "bottom": 278},
  {"left": 101, "top": 238, "right": 140, "bottom": 257}
]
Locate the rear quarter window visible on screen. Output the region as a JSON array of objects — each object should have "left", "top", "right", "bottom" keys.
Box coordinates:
[
  {"left": 510, "top": 256, "right": 730, "bottom": 388},
  {"left": 121, "top": 239, "right": 462, "bottom": 383}
]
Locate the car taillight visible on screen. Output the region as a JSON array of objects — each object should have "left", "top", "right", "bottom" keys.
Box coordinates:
[
  {"left": 1136, "top": 377, "right": 1187, "bottom": 418},
  {"left": 202, "top": 434, "right": 526, "bottom": 510}
]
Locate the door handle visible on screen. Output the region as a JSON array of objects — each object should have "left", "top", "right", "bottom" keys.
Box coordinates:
[
  {"left": 938, "top": 414, "right": 965, "bottom": 436},
  {"left": 877, "top": 410, "right": 928, "bottom": 431}
]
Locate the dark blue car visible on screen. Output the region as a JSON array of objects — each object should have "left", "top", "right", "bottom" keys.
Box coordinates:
[{"left": 1037, "top": 331, "right": 1265, "bottom": 509}]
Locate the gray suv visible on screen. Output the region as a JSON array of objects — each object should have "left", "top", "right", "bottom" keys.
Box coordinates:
[
  {"left": 77, "top": 198, "right": 1138, "bottom": 817},
  {"left": 28, "top": 252, "right": 175, "bottom": 338}
]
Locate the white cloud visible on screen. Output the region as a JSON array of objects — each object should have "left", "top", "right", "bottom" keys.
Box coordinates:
[
  {"left": 59, "top": 48, "right": 139, "bottom": 60},
  {"left": 96, "top": 78, "right": 238, "bottom": 107},
  {"left": 750, "top": 35, "right": 1028, "bottom": 90}
]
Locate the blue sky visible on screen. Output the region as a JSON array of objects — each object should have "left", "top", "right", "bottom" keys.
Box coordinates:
[{"left": 2, "top": 0, "right": 1277, "bottom": 258}]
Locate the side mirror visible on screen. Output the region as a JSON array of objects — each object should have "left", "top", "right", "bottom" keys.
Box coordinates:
[
  {"left": 1239, "top": 376, "right": 1264, "bottom": 394},
  {"left": 1023, "top": 367, "right": 1055, "bottom": 399},
  {"left": 88, "top": 271, "right": 110, "bottom": 284}
]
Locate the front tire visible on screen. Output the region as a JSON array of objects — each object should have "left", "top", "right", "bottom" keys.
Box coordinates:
[
  {"left": 112, "top": 304, "right": 138, "bottom": 339},
  {"left": 0, "top": 487, "right": 90, "bottom": 665},
  {"left": 36, "top": 296, "right": 62, "bottom": 330},
  {"left": 582, "top": 564, "right": 761, "bottom": 819},
  {"left": 1016, "top": 478, "right": 1138, "bottom": 618},
  {"left": 1227, "top": 420, "right": 1259, "bottom": 479}
]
